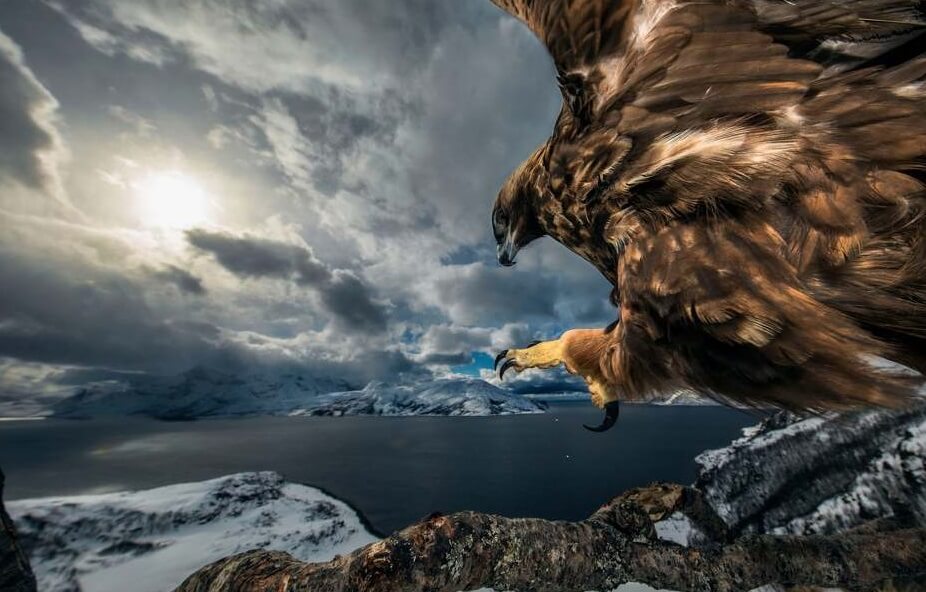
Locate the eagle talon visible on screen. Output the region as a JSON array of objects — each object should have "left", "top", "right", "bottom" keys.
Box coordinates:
[
  {"left": 495, "top": 340, "right": 545, "bottom": 379},
  {"left": 499, "top": 358, "right": 518, "bottom": 380},
  {"left": 493, "top": 350, "right": 509, "bottom": 371},
  {"left": 583, "top": 400, "right": 621, "bottom": 433}
]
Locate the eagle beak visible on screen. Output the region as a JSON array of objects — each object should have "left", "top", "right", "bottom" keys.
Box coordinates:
[{"left": 497, "top": 235, "right": 519, "bottom": 267}]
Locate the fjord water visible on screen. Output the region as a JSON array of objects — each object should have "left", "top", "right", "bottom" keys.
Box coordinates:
[{"left": 0, "top": 403, "right": 757, "bottom": 534}]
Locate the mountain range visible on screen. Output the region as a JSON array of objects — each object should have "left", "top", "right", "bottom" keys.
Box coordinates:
[{"left": 51, "top": 367, "right": 546, "bottom": 419}]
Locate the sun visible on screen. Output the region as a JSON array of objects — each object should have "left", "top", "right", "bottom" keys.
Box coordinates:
[{"left": 134, "top": 171, "right": 211, "bottom": 229}]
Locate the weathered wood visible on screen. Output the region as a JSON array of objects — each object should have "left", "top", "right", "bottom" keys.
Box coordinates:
[
  {"left": 176, "top": 483, "right": 926, "bottom": 592},
  {"left": 0, "top": 468, "right": 36, "bottom": 592}
]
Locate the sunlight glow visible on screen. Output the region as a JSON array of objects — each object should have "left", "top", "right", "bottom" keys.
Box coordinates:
[{"left": 134, "top": 171, "right": 210, "bottom": 229}]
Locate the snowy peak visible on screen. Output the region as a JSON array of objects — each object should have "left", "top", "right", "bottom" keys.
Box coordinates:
[{"left": 307, "top": 378, "right": 545, "bottom": 417}]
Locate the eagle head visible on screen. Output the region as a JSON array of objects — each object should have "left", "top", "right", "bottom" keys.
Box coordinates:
[{"left": 492, "top": 144, "right": 548, "bottom": 267}]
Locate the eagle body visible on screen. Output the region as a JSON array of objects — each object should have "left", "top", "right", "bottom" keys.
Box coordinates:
[{"left": 490, "top": 0, "right": 926, "bottom": 415}]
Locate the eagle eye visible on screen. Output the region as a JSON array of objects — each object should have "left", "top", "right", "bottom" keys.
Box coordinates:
[{"left": 493, "top": 208, "right": 508, "bottom": 242}]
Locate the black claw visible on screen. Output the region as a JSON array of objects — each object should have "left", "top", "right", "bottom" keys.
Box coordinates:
[
  {"left": 493, "top": 350, "right": 509, "bottom": 371},
  {"left": 527, "top": 340, "right": 542, "bottom": 348},
  {"left": 499, "top": 359, "right": 517, "bottom": 380},
  {"left": 583, "top": 400, "right": 621, "bottom": 433}
]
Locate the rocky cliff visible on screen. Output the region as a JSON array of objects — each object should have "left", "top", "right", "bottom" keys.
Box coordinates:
[
  {"left": 0, "top": 469, "right": 36, "bottom": 592},
  {"left": 695, "top": 402, "right": 926, "bottom": 537}
]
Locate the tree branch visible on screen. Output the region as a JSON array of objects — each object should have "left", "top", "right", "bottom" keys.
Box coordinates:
[{"left": 176, "top": 483, "right": 926, "bottom": 592}]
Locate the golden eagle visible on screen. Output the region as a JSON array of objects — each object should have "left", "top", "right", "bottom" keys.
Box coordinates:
[{"left": 489, "top": 0, "right": 926, "bottom": 431}]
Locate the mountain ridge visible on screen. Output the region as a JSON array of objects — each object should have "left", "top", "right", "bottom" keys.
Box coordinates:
[{"left": 52, "top": 367, "right": 546, "bottom": 419}]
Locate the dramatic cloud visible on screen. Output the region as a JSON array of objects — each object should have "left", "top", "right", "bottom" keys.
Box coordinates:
[
  {"left": 0, "top": 28, "right": 65, "bottom": 200},
  {"left": 0, "top": 0, "right": 615, "bottom": 405},
  {"left": 147, "top": 264, "right": 207, "bottom": 295},
  {"left": 49, "top": 0, "right": 453, "bottom": 93},
  {"left": 0, "top": 248, "right": 221, "bottom": 372},
  {"left": 186, "top": 228, "right": 388, "bottom": 332},
  {"left": 430, "top": 263, "right": 560, "bottom": 325}
]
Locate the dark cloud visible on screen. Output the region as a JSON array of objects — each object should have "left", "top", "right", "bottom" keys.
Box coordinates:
[
  {"left": 0, "top": 29, "right": 62, "bottom": 193},
  {"left": 148, "top": 264, "right": 207, "bottom": 295},
  {"left": 0, "top": 0, "right": 622, "bottom": 404},
  {"left": 433, "top": 264, "right": 561, "bottom": 325},
  {"left": 0, "top": 251, "right": 222, "bottom": 372},
  {"left": 319, "top": 270, "right": 389, "bottom": 333},
  {"left": 185, "top": 228, "right": 329, "bottom": 284},
  {"left": 417, "top": 351, "right": 473, "bottom": 365},
  {"left": 186, "top": 228, "right": 387, "bottom": 332}
]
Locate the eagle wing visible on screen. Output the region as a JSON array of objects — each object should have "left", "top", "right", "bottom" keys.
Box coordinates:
[
  {"left": 491, "top": 0, "right": 926, "bottom": 408},
  {"left": 491, "top": 0, "right": 924, "bottom": 204}
]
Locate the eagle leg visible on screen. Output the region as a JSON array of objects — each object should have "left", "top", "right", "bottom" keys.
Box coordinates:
[
  {"left": 496, "top": 330, "right": 623, "bottom": 433},
  {"left": 494, "top": 339, "right": 565, "bottom": 379}
]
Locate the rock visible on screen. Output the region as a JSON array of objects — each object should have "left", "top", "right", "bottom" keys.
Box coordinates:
[
  {"left": 695, "top": 401, "right": 926, "bottom": 536},
  {"left": 0, "top": 468, "right": 36, "bottom": 592}
]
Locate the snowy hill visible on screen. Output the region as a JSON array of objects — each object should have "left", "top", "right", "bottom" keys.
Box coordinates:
[
  {"left": 51, "top": 368, "right": 544, "bottom": 419},
  {"left": 7, "top": 472, "right": 377, "bottom": 592},
  {"left": 304, "top": 379, "right": 544, "bottom": 416}
]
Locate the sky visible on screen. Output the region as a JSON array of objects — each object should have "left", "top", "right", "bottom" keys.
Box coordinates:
[{"left": 0, "top": 0, "right": 615, "bottom": 409}]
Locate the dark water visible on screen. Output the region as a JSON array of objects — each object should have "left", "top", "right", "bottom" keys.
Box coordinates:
[{"left": 0, "top": 403, "right": 758, "bottom": 535}]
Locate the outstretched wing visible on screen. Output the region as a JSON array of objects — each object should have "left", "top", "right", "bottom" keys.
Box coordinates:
[
  {"left": 490, "top": 0, "right": 924, "bottom": 207},
  {"left": 490, "top": 0, "right": 923, "bottom": 111},
  {"left": 491, "top": 0, "right": 926, "bottom": 409}
]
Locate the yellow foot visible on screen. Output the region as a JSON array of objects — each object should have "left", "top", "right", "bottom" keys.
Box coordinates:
[{"left": 493, "top": 339, "right": 564, "bottom": 378}]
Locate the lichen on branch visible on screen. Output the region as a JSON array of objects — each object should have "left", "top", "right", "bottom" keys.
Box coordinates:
[{"left": 176, "top": 483, "right": 926, "bottom": 592}]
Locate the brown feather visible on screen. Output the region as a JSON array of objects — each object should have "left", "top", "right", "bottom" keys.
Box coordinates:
[{"left": 489, "top": 0, "right": 926, "bottom": 411}]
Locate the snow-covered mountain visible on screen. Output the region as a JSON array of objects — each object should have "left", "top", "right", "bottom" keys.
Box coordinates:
[
  {"left": 304, "top": 379, "right": 544, "bottom": 416},
  {"left": 51, "top": 367, "right": 544, "bottom": 419},
  {"left": 8, "top": 472, "right": 377, "bottom": 592}
]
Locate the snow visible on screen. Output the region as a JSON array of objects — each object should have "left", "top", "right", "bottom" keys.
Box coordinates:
[
  {"left": 50, "top": 367, "right": 545, "bottom": 419},
  {"left": 653, "top": 512, "right": 702, "bottom": 547},
  {"left": 694, "top": 403, "right": 926, "bottom": 534},
  {"left": 773, "top": 414, "right": 926, "bottom": 535},
  {"left": 652, "top": 389, "right": 719, "bottom": 406},
  {"left": 303, "top": 379, "right": 544, "bottom": 417},
  {"left": 40, "top": 365, "right": 723, "bottom": 421},
  {"left": 8, "top": 472, "right": 377, "bottom": 592},
  {"left": 694, "top": 414, "right": 828, "bottom": 479}
]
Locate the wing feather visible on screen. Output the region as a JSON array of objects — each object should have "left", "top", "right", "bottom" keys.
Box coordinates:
[
  {"left": 491, "top": 0, "right": 926, "bottom": 410},
  {"left": 489, "top": 0, "right": 924, "bottom": 122}
]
